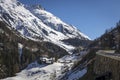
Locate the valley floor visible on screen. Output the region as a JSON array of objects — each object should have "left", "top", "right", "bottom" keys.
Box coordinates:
[{"left": 2, "top": 51, "right": 87, "bottom": 80}]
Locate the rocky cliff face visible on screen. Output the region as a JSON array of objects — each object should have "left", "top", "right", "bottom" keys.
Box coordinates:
[{"left": 94, "top": 51, "right": 120, "bottom": 80}]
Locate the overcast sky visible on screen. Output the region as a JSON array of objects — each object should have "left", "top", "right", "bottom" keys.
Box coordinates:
[{"left": 19, "top": 0, "right": 120, "bottom": 40}]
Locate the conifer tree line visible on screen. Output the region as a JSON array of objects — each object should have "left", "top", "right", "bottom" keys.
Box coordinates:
[{"left": 89, "top": 21, "right": 120, "bottom": 53}]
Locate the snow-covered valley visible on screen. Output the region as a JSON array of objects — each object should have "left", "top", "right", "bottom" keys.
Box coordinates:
[{"left": 2, "top": 51, "right": 87, "bottom": 80}]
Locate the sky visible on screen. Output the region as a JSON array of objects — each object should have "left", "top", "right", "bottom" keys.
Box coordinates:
[{"left": 18, "top": 0, "right": 120, "bottom": 40}]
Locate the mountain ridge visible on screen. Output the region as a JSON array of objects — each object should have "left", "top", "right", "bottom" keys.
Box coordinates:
[{"left": 0, "top": 0, "right": 90, "bottom": 54}]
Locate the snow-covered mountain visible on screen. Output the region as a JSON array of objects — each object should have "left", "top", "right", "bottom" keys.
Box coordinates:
[
  {"left": 0, "top": 0, "right": 91, "bottom": 79},
  {"left": 0, "top": 0, "right": 90, "bottom": 53},
  {"left": 26, "top": 5, "right": 89, "bottom": 40}
]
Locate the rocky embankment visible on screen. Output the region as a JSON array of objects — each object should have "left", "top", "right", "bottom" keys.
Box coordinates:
[{"left": 94, "top": 50, "right": 120, "bottom": 80}]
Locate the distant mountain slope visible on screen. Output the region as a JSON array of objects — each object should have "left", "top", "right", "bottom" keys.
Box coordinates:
[
  {"left": 0, "top": 0, "right": 90, "bottom": 53},
  {"left": 89, "top": 21, "right": 120, "bottom": 52}
]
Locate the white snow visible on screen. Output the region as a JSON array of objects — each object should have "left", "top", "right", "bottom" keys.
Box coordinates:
[
  {"left": 3, "top": 62, "right": 63, "bottom": 80},
  {"left": 18, "top": 43, "right": 23, "bottom": 62},
  {"left": 27, "top": 5, "right": 90, "bottom": 40}
]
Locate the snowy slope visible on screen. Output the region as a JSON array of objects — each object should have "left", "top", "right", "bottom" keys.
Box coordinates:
[
  {"left": 26, "top": 5, "right": 90, "bottom": 40},
  {"left": 0, "top": 0, "right": 89, "bottom": 52},
  {"left": 0, "top": 0, "right": 66, "bottom": 40}
]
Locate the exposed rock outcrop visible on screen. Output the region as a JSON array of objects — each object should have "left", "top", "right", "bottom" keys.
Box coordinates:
[{"left": 94, "top": 50, "right": 120, "bottom": 80}]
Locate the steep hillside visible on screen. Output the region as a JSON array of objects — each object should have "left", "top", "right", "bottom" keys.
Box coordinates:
[
  {"left": 0, "top": 21, "right": 68, "bottom": 79},
  {"left": 26, "top": 5, "right": 89, "bottom": 40},
  {"left": 80, "top": 21, "right": 120, "bottom": 80},
  {"left": 0, "top": 0, "right": 90, "bottom": 54},
  {"left": 89, "top": 21, "right": 120, "bottom": 52}
]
